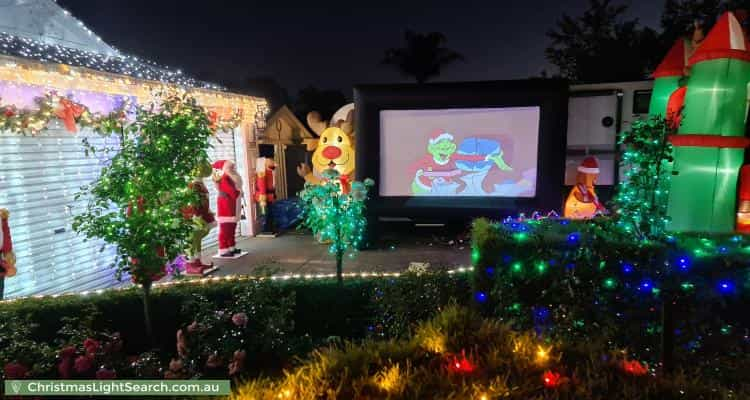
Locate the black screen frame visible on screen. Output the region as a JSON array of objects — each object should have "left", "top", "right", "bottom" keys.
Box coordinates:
[{"left": 354, "top": 79, "right": 569, "bottom": 222}]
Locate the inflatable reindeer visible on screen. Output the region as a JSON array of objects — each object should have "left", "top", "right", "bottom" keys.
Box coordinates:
[{"left": 296, "top": 105, "right": 356, "bottom": 193}]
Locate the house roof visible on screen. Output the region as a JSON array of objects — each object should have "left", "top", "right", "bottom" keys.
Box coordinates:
[
  {"left": 263, "top": 105, "right": 316, "bottom": 143},
  {"left": 0, "top": 0, "right": 223, "bottom": 90}
]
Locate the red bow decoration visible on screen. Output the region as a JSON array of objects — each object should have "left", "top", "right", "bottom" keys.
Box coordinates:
[
  {"left": 208, "top": 111, "right": 219, "bottom": 131},
  {"left": 56, "top": 98, "right": 85, "bottom": 132},
  {"left": 339, "top": 175, "right": 351, "bottom": 194}
]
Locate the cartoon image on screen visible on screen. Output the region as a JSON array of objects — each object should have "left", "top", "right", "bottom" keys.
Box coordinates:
[{"left": 380, "top": 107, "right": 539, "bottom": 198}]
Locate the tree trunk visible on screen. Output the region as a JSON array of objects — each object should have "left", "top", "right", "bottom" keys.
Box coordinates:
[
  {"left": 336, "top": 251, "right": 343, "bottom": 285},
  {"left": 141, "top": 281, "right": 155, "bottom": 347}
]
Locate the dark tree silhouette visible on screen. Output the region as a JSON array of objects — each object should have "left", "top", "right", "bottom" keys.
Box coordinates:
[
  {"left": 545, "top": 0, "right": 661, "bottom": 83},
  {"left": 293, "top": 86, "right": 348, "bottom": 124},
  {"left": 382, "top": 30, "right": 464, "bottom": 84},
  {"left": 235, "top": 76, "right": 291, "bottom": 112},
  {"left": 660, "top": 0, "right": 721, "bottom": 46}
]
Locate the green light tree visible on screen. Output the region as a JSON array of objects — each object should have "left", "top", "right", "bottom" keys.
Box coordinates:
[
  {"left": 299, "top": 170, "right": 373, "bottom": 284},
  {"left": 73, "top": 92, "right": 213, "bottom": 341},
  {"left": 612, "top": 116, "right": 674, "bottom": 241}
]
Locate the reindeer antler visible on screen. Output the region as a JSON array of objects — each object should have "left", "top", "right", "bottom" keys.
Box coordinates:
[
  {"left": 306, "top": 111, "right": 328, "bottom": 136},
  {"left": 333, "top": 110, "right": 354, "bottom": 136}
]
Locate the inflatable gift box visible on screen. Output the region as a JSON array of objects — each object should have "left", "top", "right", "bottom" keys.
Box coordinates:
[{"left": 455, "top": 138, "right": 501, "bottom": 172}]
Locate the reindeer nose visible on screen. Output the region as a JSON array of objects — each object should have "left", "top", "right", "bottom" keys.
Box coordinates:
[{"left": 322, "top": 146, "right": 342, "bottom": 160}]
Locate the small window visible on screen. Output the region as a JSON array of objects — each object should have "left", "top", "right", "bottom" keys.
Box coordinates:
[{"left": 632, "top": 90, "right": 652, "bottom": 115}]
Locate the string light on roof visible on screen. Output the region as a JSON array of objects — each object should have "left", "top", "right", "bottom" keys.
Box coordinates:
[{"left": 0, "top": 31, "right": 224, "bottom": 91}]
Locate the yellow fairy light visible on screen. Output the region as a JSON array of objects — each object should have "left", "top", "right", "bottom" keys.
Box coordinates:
[
  {"left": 535, "top": 345, "right": 552, "bottom": 364},
  {"left": 374, "top": 364, "right": 403, "bottom": 393}
]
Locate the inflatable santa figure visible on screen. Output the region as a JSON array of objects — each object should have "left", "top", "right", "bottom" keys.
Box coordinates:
[
  {"left": 254, "top": 157, "right": 277, "bottom": 234},
  {"left": 213, "top": 160, "right": 243, "bottom": 257},
  {"left": 182, "top": 162, "right": 217, "bottom": 275},
  {"left": 564, "top": 156, "right": 606, "bottom": 219},
  {"left": 0, "top": 208, "right": 16, "bottom": 279}
]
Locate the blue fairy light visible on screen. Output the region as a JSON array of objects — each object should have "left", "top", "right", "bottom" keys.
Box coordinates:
[
  {"left": 567, "top": 232, "right": 580, "bottom": 245},
  {"left": 717, "top": 280, "right": 735, "bottom": 294},
  {"left": 622, "top": 263, "right": 634, "bottom": 274},
  {"left": 475, "top": 291, "right": 488, "bottom": 303}
]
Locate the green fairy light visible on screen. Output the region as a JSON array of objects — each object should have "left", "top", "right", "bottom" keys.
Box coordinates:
[
  {"left": 511, "top": 261, "right": 523, "bottom": 273},
  {"left": 603, "top": 278, "right": 617, "bottom": 289}
]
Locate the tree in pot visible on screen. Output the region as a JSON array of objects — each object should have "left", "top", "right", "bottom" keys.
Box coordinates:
[{"left": 74, "top": 92, "right": 214, "bottom": 342}]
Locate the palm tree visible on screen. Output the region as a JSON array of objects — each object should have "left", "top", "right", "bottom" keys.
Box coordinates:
[{"left": 382, "top": 30, "right": 464, "bottom": 84}]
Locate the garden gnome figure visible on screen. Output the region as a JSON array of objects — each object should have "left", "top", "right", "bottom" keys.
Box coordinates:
[
  {"left": 182, "top": 162, "right": 217, "bottom": 276},
  {"left": 213, "top": 160, "right": 243, "bottom": 257},
  {"left": 254, "top": 156, "right": 277, "bottom": 236},
  {"left": 564, "top": 156, "right": 606, "bottom": 219}
]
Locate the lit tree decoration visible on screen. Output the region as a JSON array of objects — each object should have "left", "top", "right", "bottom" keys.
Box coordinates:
[
  {"left": 73, "top": 91, "right": 213, "bottom": 341},
  {"left": 612, "top": 116, "right": 674, "bottom": 241},
  {"left": 299, "top": 170, "right": 373, "bottom": 284}
]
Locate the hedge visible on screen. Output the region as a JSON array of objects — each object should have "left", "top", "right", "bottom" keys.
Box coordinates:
[
  {"left": 0, "top": 271, "right": 471, "bottom": 379},
  {"left": 470, "top": 216, "right": 750, "bottom": 387}
]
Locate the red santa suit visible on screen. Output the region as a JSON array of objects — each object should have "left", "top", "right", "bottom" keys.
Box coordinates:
[
  {"left": 213, "top": 160, "right": 242, "bottom": 255},
  {"left": 254, "top": 157, "right": 276, "bottom": 213},
  {"left": 0, "top": 209, "right": 16, "bottom": 278}
]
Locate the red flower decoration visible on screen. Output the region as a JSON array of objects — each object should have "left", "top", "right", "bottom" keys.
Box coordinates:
[
  {"left": 621, "top": 360, "right": 648, "bottom": 376},
  {"left": 59, "top": 346, "right": 77, "bottom": 359},
  {"left": 83, "top": 338, "right": 100, "bottom": 356},
  {"left": 4, "top": 362, "right": 29, "bottom": 379},
  {"left": 73, "top": 355, "right": 94, "bottom": 374},
  {"left": 542, "top": 370, "right": 564, "bottom": 388},
  {"left": 95, "top": 367, "right": 117, "bottom": 380},
  {"left": 3, "top": 107, "right": 14, "bottom": 118},
  {"left": 446, "top": 350, "right": 476, "bottom": 374},
  {"left": 58, "top": 358, "right": 73, "bottom": 378}
]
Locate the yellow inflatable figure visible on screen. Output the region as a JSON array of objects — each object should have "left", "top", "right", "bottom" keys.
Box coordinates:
[
  {"left": 564, "top": 156, "right": 606, "bottom": 219},
  {"left": 296, "top": 105, "right": 356, "bottom": 193}
]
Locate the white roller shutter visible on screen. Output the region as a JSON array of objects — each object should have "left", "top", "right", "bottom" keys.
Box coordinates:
[{"left": 0, "top": 123, "right": 120, "bottom": 298}]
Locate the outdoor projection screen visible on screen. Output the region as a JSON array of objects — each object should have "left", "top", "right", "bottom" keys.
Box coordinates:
[{"left": 379, "top": 107, "right": 540, "bottom": 198}]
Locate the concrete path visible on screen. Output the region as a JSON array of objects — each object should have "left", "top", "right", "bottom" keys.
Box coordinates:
[{"left": 201, "top": 230, "right": 471, "bottom": 277}]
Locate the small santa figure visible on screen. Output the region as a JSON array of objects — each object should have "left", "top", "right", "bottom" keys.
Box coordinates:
[
  {"left": 254, "top": 157, "right": 277, "bottom": 234},
  {"left": 182, "top": 162, "right": 216, "bottom": 275},
  {"left": 736, "top": 165, "right": 750, "bottom": 233},
  {"left": 213, "top": 160, "right": 243, "bottom": 257},
  {"left": 564, "top": 156, "right": 606, "bottom": 219},
  {"left": 0, "top": 208, "right": 17, "bottom": 279}
]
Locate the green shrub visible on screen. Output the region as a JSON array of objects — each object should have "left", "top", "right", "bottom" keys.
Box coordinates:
[{"left": 470, "top": 217, "right": 750, "bottom": 387}]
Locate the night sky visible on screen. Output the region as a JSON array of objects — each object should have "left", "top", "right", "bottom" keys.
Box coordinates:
[{"left": 57, "top": 0, "right": 663, "bottom": 98}]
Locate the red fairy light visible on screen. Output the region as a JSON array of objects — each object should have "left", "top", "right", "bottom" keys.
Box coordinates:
[
  {"left": 542, "top": 370, "right": 563, "bottom": 388},
  {"left": 621, "top": 359, "right": 648, "bottom": 376},
  {"left": 446, "top": 350, "right": 476, "bottom": 374}
]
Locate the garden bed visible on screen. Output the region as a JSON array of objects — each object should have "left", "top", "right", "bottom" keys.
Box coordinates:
[{"left": 0, "top": 271, "right": 470, "bottom": 380}]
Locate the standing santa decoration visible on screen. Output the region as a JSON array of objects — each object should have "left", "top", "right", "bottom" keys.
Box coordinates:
[
  {"left": 254, "top": 156, "right": 277, "bottom": 236},
  {"left": 564, "top": 156, "right": 606, "bottom": 219},
  {"left": 0, "top": 208, "right": 17, "bottom": 299},
  {"left": 212, "top": 160, "right": 245, "bottom": 258}
]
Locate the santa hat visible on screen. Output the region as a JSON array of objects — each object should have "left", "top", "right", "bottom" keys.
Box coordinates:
[
  {"left": 212, "top": 160, "right": 226, "bottom": 170},
  {"left": 428, "top": 130, "right": 454, "bottom": 145},
  {"left": 578, "top": 156, "right": 600, "bottom": 174}
]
